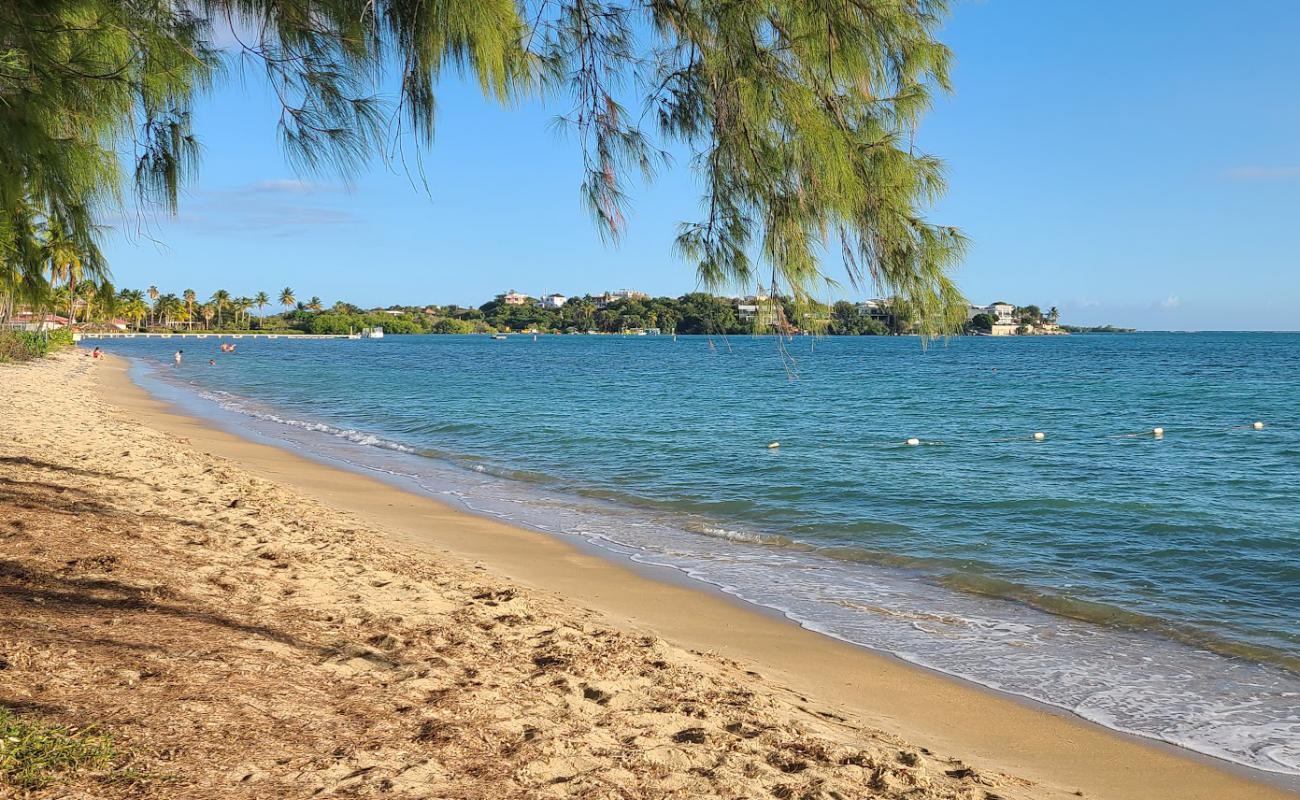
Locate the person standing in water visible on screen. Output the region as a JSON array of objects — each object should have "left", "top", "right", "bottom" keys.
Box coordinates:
[{"left": 174, "top": 349, "right": 183, "bottom": 367}]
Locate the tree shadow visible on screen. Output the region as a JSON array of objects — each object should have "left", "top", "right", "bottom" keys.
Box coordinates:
[
  {"left": 0, "top": 477, "right": 210, "bottom": 532},
  {"left": 0, "top": 559, "right": 333, "bottom": 658},
  {"left": 0, "top": 455, "right": 144, "bottom": 485}
]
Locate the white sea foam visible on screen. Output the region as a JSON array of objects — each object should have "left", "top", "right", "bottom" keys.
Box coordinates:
[{"left": 196, "top": 389, "right": 417, "bottom": 453}]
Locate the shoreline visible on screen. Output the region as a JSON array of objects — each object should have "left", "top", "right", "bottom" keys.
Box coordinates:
[{"left": 93, "top": 353, "right": 1298, "bottom": 799}]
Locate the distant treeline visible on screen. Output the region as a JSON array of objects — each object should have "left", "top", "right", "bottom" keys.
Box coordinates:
[
  {"left": 75, "top": 289, "right": 927, "bottom": 336},
  {"left": 291, "top": 294, "right": 916, "bottom": 336},
  {"left": 1059, "top": 324, "right": 1136, "bottom": 334},
  {"left": 61, "top": 287, "right": 1106, "bottom": 336}
]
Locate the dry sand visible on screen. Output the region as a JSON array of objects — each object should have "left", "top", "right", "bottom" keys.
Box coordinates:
[{"left": 0, "top": 351, "right": 1293, "bottom": 799}]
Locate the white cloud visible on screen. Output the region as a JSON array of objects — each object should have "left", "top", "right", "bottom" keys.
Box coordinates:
[
  {"left": 1159, "top": 295, "right": 1181, "bottom": 309},
  {"left": 239, "top": 179, "right": 335, "bottom": 195}
]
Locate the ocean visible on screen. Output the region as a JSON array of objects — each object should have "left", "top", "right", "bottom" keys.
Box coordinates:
[{"left": 96, "top": 332, "right": 1300, "bottom": 776}]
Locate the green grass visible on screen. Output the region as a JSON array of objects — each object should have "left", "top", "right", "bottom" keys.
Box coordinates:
[{"left": 0, "top": 707, "right": 117, "bottom": 791}]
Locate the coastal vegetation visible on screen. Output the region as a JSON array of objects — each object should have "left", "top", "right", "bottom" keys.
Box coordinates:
[
  {"left": 1060, "top": 324, "right": 1137, "bottom": 334},
  {"left": 1, "top": 0, "right": 968, "bottom": 340},
  {"left": 22, "top": 285, "right": 1087, "bottom": 337},
  {"left": 0, "top": 328, "right": 74, "bottom": 363}
]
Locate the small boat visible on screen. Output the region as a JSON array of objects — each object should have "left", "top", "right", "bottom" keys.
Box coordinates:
[
  {"left": 360, "top": 326, "right": 384, "bottom": 339},
  {"left": 491, "top": 334, "right": 508, "bottom": 340}
]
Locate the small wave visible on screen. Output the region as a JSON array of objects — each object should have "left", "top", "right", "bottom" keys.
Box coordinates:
[
  {"left": 939, "top": 571, "right": 1300, "bottom": 674},
  {"left": 685, "top": 522, "right": 802, "bottom": 548},
  {"left": 196, "top": 389, "right": 418, "bottom": 454}
]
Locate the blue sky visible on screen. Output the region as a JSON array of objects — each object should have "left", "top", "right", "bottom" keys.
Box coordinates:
[{"left": 103, "top": 1, "right": 1300, "bottom": 330}]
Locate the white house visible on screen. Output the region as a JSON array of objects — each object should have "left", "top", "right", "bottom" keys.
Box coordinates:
[
  {"left": 737, "top": 300, "right": 779, "bottom": 327},
  {"left": 596, "top": 289, "right": 648, "bottom": 308},
  {"left": 537, "top": 293, "right": 568, "bottom": 309},
  {"left": 857, "top": 298, "right": 893, "bottom": 322},
  {"left": 987, "top": 302, "right": 1017, "bottom": 324}
]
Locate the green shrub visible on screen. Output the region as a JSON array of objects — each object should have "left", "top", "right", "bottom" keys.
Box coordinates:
[
  {"left": 0, "top": 331, "right": 47, "bottom": 362},
  {"left": 47, "top": 328, "right": 75, "bottom": 347},
  {"left": 0, "top": 708, "right": 116, "bottom": 790},
  {"left": 0, "top": 328, "right": 76, "bottom": 362}
]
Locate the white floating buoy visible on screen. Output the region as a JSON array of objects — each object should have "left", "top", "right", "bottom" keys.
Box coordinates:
[
  {"left": 906, "top": 438, "right": 921, "bottom": 446},
  {"left": 1152, "top": 427, "right": 1164, "bottom": 437},
  {"left": 1033, "top": 432, "right": 1046, "bottom": 441},
  {"left": 1253, "top": 421, "right": 1265, "bottom": 430},
  {"left": 767, "top": 441, "right": 780, "bottom": 449}
]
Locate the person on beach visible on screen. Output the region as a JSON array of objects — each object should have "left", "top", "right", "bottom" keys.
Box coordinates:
[
  {"left": 174, "top": 349, "right": 183, "bottom": 367},
  {"left": 91, "top": 347, "right": 101, "bottom": 359}
]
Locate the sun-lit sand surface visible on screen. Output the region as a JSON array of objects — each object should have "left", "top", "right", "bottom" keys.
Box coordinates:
[{"left": 0, "top": 351, "right": 1294, "bottom": 799}]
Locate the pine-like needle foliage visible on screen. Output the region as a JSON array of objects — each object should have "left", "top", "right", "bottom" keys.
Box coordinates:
[{"left": 1, "top": 1, "right": 966, "bottom": 332}]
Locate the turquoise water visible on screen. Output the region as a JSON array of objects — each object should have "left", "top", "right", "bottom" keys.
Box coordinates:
[{"left": 100, "top": 333, "right": 1300, "bottom": 777}]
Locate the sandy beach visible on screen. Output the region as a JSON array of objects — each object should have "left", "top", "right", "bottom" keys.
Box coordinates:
[{"left": 0, "top": 351, "right": 1293, "bottom": 799}]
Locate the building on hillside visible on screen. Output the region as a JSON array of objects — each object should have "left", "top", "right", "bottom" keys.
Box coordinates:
[
  {"left": 595, "top": 289, "right": 647, "bottom": 308},
  {"left": 537, "top": 293, "right": 568, "bottom": 309},
  {"left": 967, "top": 302, "right": 1018, "bottom": 324},
  {"left": 989, "top": 322, "right": 1019, "bottom": 336},
  {"left": 737, "top": 300, "right": 779, "bottom": 328},
  {"left": 856, "top": 299, "right": 893, "bottom": 323},
  {"left": 501, "top": 290, "right": 529, "bottom": 306},
  {"left": 987, "top": 302, "right": 1017, "bottom": 324}
]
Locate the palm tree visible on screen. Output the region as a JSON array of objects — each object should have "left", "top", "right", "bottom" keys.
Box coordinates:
[
  {"left": 122, "top": 297, "right": 147, "bottom": 330},
  {"left": 95, "top": 280, "right": 117, "bottom": 325},
  {"left": 118, "top": 289, "right": 143, "bottom": 329},
  {"left": 279, "top": 287, "right": 295, "bottom": 311},
  {"left": 183, "top": 289, "right": 196, "bottom": 329},
  {"left": 200, "top": 303, "right": 215, "bottom": 330},
  {"left": 0, "top": 201, "right": 45, "bottom": 326},
  {"left": 234, "top": 296, "right": 254, "bottom": 328},
  {"left": 78, "top": 281, "right": 97, "bottom": 326},
  {"left": 254, "top": 291, "right": 269, "bottom": 328},
  {"left": 156, "top": 294, "right": 184, "bottom": 328},
  {"left": 1048, "top": 306, "right": 1060, "bottom": 324},
  {"left": 307, "top": 296, "right": 323, "bottom": 312},
  {"left": 147, "top": 285, "right": 159, "bottom": 327},
  {"left": 44, "top": 224, "right": 83, "bottom": 325},
  {"left": 210, "top": 289, "right": 231, "bottom": 327}
]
